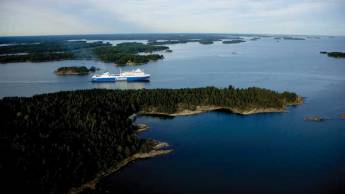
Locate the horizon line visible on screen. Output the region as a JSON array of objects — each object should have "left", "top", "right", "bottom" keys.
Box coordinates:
[{"left": 0, "top": 32, "right": 343, "bottom": 38}]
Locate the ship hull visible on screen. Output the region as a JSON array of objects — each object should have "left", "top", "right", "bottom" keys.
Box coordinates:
[
  {"left": 91, "top": 77, "right": 116, "bottom": 82},
  {"left": 122, "top": 75, "right": 150, "bottom": 81}
]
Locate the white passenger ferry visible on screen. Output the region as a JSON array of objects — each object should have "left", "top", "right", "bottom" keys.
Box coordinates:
[{"left": 91, "top": 69, "right": 150, "bottom": 82}]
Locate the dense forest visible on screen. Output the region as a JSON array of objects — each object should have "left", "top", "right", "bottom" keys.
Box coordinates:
[
  {"left": 0, "top": 90, "right": 152, "bottom": 194},
  {"left": 55, "top": 66, "right": 97, "bottom": 75},
  {"left": 0, "top": 41, "right": 109, "bottom": 54},
  {"left": 0, "top": 52, "right": 74, "bottom": 63},
  {"left": 147, "top": 39, "right": 217, "bottom": 45},
  {"left": 92, "top": 42, "right": 167, "bottom": 65},
  {"left": 0, "top": 86, "right": 301, "bottom": 193},
  {"left": 0, "top": 37, "right": 255, "bottom": 64},
  {"left": 0, "top": 41, "right": 168, "bottom": 65},
  {"left": 222, "top": 40, "right": 246, "bottom": 44},
  {"left": 274, "top": 37, "right": 305, "bottom": 40},
  {"left": 0, "top": 34, "right": 232, "bottom": 44},
  {"left": 0, "top": 41, "right": 110, "bottom": 63}
]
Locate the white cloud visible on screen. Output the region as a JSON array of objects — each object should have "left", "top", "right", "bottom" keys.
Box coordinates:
[{"left": 0, "top": 0, "right": 344, "bottom": 36}]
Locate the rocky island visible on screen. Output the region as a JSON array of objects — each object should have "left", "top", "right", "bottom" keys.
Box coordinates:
[{"left": 304, "top": 115, "right": 326, "bottom": 122}]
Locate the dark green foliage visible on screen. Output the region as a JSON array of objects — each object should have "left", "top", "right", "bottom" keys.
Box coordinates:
[
  {"left": 326, "top": 52, "right": 345, "bottom": 58},
  {"left": 282, "top": 37, "right": 305, "bottom": 40},
  {"left": 92, "top": 42, "right": 166, "bottom": 65},
  {"left": 147, "top": 39, "right": 218, "bottom": 45},
  {"left": 198, "top": 40, "right": 214, "bottom": 44},
  {"left": 55, "top": 66, "right": 94, "bottom": 75},
  {"left": 0, "top": 52, "right": 74, "bottom": 63},
  {"left": 250, "top": 37, "right": 260, "bottom": 41},
  {"left": 0, "top": 86, "right": 299, "bottom": 193},
  {"left": 274, "top": 37, "right": 305, "bottom": 40},
  {"left": 0, "top": 41, "right": 109, "bottom": 54},
  {"left": 0, "top": 34, "right": 231, "bottom": 44},
  {"left": 0, "top": 41, "right": 110, "bottom": 63},
  {"left": 0, "top": 90, "right": 150, "bottom": 193},
  {"left": 148, "top": 40, "right": 192, "bottom": 45},
  {"left": 89, "top": 66, "right": 97, "bottom": 72},
  {"left": 222, "top": 40, "right": 246, "bottom": 44},
  {"left": 114, "top": 42, "right": 168, "bottom": 53}
]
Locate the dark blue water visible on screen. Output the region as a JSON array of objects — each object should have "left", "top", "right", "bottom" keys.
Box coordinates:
[
  {"left": 103, "top": 87, "right": 345, "bottom": 194},
  {"left": 0, "top": 36, "right": 344, "bottom": 193}
]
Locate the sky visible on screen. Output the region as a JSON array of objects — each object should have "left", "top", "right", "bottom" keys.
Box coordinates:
[{"left": 0, "top": 0, "right": 344, "bottom": 36}]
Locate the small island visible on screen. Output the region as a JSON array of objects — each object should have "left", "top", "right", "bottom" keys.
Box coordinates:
[
  {"left": 222, "top": 40, "right": 246, "bottom": 44},
  {"left": 54, "top": 66, "right": 97, "bottom": 75},
  {"left": 282, "top": 37, "right": 305, "bottom": 40},
  {"left": 320, "top": 51, "right": 345, "bottom": 58},
  {"left": 304, "top": 116, "right": 326, "bottom": 122},
  {"left": 250, "top": 37, "right": 260, "bottom": 41},
  {"left": 147, "top": 39, "right": 218, "bottom": 46},
  {"left": 198, "top": 40, "right": 214, "bottom": 45},
  {"left": 274, "top": 37, "right": 305, "bottom": 40}
]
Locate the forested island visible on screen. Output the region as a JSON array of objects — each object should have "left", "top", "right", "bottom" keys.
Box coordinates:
[
  {"left": 0, "top": 52, "right": 74, "bottom": 63},
  {"left": 55, "top": 66, "right": 97, "bottom": 75},
  {"left": 320, "top": 51, "right": 345, "bottom": 58},
  {"left": 250, "top": 37, "right": 260, "bottom": 41},
  {"left": 222, "top": 40, "right": 246, "bottom": 44},
  {"left": 0, "top": 86, "right": 302, "bottom": 194},
  {"left": 147, "top": 38, "right": 218, "bottom": 45},
  {"left": 93, "top": 42, "right": 167, "bottom": 65},
  {"left": 0, "top": 35, "right": 225, "bottom": 64},
  {"left": 274, "top": 37, "right": 305, "bottom": 40},
  {"left": 0, "top": 41, "right": 108, "bottom": 63},
  {"left": 0, "top": 41, "right": 169, "bottom": 65}
]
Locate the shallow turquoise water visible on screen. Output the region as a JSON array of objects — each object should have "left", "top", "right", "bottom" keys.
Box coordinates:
[{"left": 0, "top": 36, "right": 344, "bottom": 193}]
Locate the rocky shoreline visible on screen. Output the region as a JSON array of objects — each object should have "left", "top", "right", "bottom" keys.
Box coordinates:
[
  {"left": 69, "top": 96, "right": 303, "bottom": 194},
  {"left": 69, "top": 141, "right": 173, "bottom": 194},
  {"left": 139, "top": 98, "right": 303, "bottom": 117},
  {"left": 134, "top": 123, "right": 149, "bottom": 132}
]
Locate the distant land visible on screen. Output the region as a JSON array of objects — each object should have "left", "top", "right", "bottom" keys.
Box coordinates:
[
  {"left": 0, "top": 41, "right": 167, "bottom": 65},
  {"left": 222, "top": 40, "right": 246, "bottom": 44},
  {"left": 320, "top": 51, "right": 345, "bottom": 58},
  {"left": 0, "top": 34, "right": 246, "bottom": 43},
  {"left": 0, "top": 33, "right": 330, "bottom": 65},
  {"left": 274, "top": 36, "right": 306, "bottom": 40}
]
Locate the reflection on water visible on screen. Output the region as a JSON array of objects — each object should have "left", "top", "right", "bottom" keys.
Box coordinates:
[{"left": 92, "top": 81, "right": 149, "bottom": 90}]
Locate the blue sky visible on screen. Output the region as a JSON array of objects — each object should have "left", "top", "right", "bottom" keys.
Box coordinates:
[{"left": 0, "top": 0, "right": 344, "bottom": 36}]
